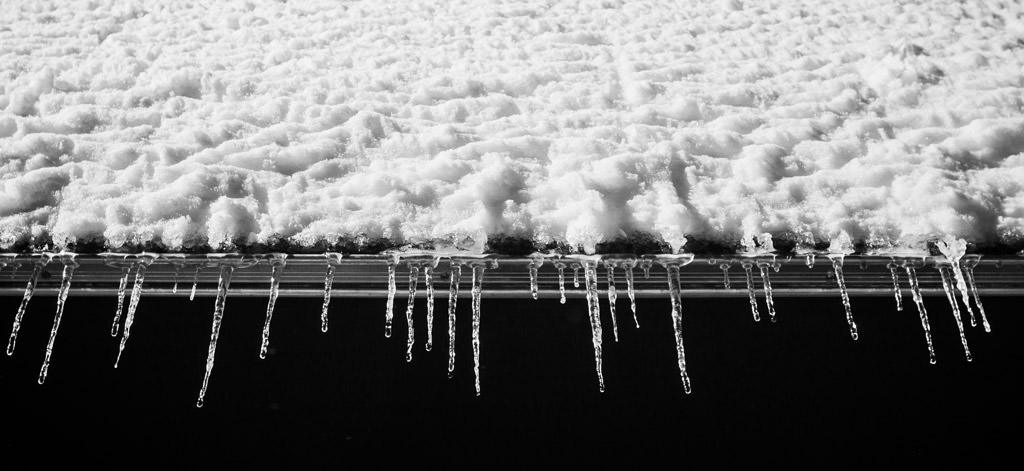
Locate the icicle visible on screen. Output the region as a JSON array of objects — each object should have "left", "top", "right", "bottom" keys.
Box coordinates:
[
  {"left": 624, "top": 263, "right": 638, "bottom": 328},
  {"left": 425, "top": 265, "right": 435, "bottom": 352},
  {"left": 663, "top": 263, "right": 693, "bottom": 394},
  {"left": 385, "top": 256, "right": 397, "bottom": 338},
  {"left": 189, "top": 266, "right": 201, "bottom": 301},
  {"left": 641, "top": 260, "right": 652, "bottom": 279},
  {"left": 405, "top": 264, "right": 420, "bottom": 362},
  {"left": 887, "top": 262, "right": 904, "bottom": 312},
  {"left": 259, "top": 255, "right": 286, "bottom": 359},
  {"left": 605, "top": 263, "right": 619, "bottom": 342},
  {"left": 939, "top": 266, "right": 972, "bottom": 362},
  {"left": 963, "top": 262, "right": 990, "bottom": 332},
  {"left": 528, "top": 258, "right": 541, "bottom": 301},
  {"left": 7, "top": 261, "right": 44, "bottom": 356},
  {"left": 904, "top": 265, "right": 936, "bottom": 364},
  {"left": 573, "top": 265, "right": 580, "bottom": 288},
  {"left": 830, "top": 256, "right": 858, "bottom": 341},
  {"left": 805, "top": 254, "right": 815, "bottom": 268},
  {"left": 581, "top": 259, "right": 605, "bottom": 393},
  {"left": 555, "top": 262, "right": 567, "bottom": 304},
  {"left": 171, "top": 265, "right": 181, "bottom": 294},
  {"left": 447, "top": 264, "right": 461, "bottom": 378},
  {"left": 320, "top": 265, "right": 335, "bottom": 333},
  {"left": 719, "top": 263, "right": 731, "bottom": 289},
  {"left": 114, "top": 257, "right": 153, "bottom": 368},
  {"left": 742, "top": 262, "right": 760, "bottom": 322},
  {"left": 936, "top": 237, "right": 977, "bottom": 329},
  {"left": 110, "top": 265, "right": 131, "bottom": 337},
  {"left": 471, "top": 263, "right": 486, "bottom": 396},
  {"left": 196, "top": 263, "right": 235, "bottom": 408},
  {"left": 758, "top": 263, "right": 777, "bottom": 323},
  {"left": 37, "top": 255, "right": 77, "bottom": 384}
]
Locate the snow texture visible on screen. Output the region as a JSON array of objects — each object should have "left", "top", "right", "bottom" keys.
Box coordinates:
[{"left": 2, "top": 0, "right": 1023, "bottom": 253}]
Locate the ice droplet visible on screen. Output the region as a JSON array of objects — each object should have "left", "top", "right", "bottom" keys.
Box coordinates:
[
  {"left": 385, "top": 256, "right": 397, "bottom": 338},
  {"left": 405, "top": 264, "right": 420, "bottom": 362},
  {"left": 758, "top": 263, "right": 777, "bottom": 323},
  {"left": 624, "top": 263, "right": 638, "bottom": 328},
  {"left": 663, "top": 263, "right": 693, "bottom": 394},
  {"left": 471, "top": 263, "right": 487, "bottom": 396},
  {"left": 939, "top": 266, "right": 972, "bottom": 362},
  {"left": 425, "top": 265, "right": 435, "bottom": 352},
  {"left": 581, "top": 259, "right": 605, "bottom": 393},
  {"left": 7, "top": 261, "right": 44, "bottom": 356},
  {"left": 605, "top": 263, "right": 619, "bottom": 342},
  {"left": 259, "top": 255, "right": 286, "bottom": 359},
  {"left": 320, "top": 265, "right": 335, "bottom": 333},
  {"left": 742, "top": 262, "right": 760, "bottom": 322},
  {"left": 110, "top": 265, "right": 130, "bottom": 337},
  {"left": 887, "top": 262, "right": 904, "bottom": 312},
  {"left": 115, "top": 257, "right": 153, "bottom": 368},
  {"left": 963, "top": 262, "right": 991, "bottom": 332},
  {"left": 447, "top": 264, "right": 461, "bottom": 379},
  {"left": 904, "top": 265, "right": 937, "bottom": 364},
  {"left": 196, "top": 264, "right": 235, "bottom": 408},
  {"left": 829, "top": 256, "right": 859, "bottom": 341},
  {"left": 38, "top": 255, "right": 77, "bottom": 384}
]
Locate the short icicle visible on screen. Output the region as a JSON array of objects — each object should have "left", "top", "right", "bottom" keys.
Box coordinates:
[
  {"left": 37, "top": 254, "right": 78, "bottom": 384},
  {"left": 742, "top": 262, "right": 760, "bottom": 322},
  {"left": 830, "top": 256, "right": 859, "bottom": 341},
  {"left": 573, "top": 265, "right": 580, "bottom": 288},
  {"left": 528, "top": 257, "right": 541, "bottom": 301},
  {"left": 425, "top": 265, "right": 435, "bottom": 352},
  {"left": 939, "top": 266, "right": 972, "bottom": 362},
  {"left": 471, "top": 263, "right": 487, "bottom": 396},
  {"left": 405, "top": 264, "right": 420, "bottom": 362},
  {"left": 904, "top": 265, "right": 937, "bottom": 364},
  {"left": 555, "top": 262, "right": 567, "bottom": 304},
  {"left": 7, "top": 261, "right": 45, "bottom": 356},
  {"left": 963, "top": 262, "right": 990, "bottom": 332},
  {"left": 189, "top": 266, "right": 201, "bottom": 301},
  {"left": 758, "top": 262, "right": 777, "bottom": 323},
  {"left": 719, "top": 263, "right": 731, "bottom": 289},
  {"left": 320, "top": 265, "right": 336, "bottom": 333},
  {"left": 171, "top": 265, "right": 181, "bottom": 294},
  {"left": 115, "top": 257, "right": 153, "bottom": 368},
  {"left": 196, "top": 263, "right": 235, "bottom": 408},
  {"left": 110, "top": 265, "right": 131, "bottom": 336},
  {"left": 259, "top": 255, "right": 287, "bottom": 359},
  {"left": 805, "top": 254, "right": 815, "bottom": 268},
  {"left": 624, "top": 263, "right": 638, "bottom": 328},
  {"left": 581, "top": 259, "right": 605, "bottom": 393},
  {"left": 447, "top": 263, "right": 462, "bottom": 378},
  {"left": 888, "top": 262, "right": 904, "bottom": 312},
  {"left": 385, "top": 256, "right": 397, "bottom": 338},
  {"left": 605, "top": 263, "right": 620, "bottom": 342},
  {"left": 664, "top": 263, "right": 693, "bottom": 394}
]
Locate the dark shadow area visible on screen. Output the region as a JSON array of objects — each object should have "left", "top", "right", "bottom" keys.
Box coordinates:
[{"left": 0, "top": 292, "right": 1019, "bottom": 465}]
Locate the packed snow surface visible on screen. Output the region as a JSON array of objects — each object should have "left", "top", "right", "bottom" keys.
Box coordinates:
[{"left": 2, "top": 0, "right": 1024, "bottom": 253}]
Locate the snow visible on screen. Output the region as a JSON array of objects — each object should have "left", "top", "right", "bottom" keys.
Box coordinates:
[{"left": 2, "top": 0, "right": 1023, "bottom": 253}]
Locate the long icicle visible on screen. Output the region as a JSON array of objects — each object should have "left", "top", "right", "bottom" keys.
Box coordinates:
[
  {"left": 405, "top": 264, "right": 420, "bottom": 362},
  {"left": 471, "top": 264, "right": 486, "bottom": 396},
  {"left": 665, "top": 264, "right": 692, "bottom": 394},
  {"left": 963, "top": 263, "right": 990, "bottom": 332},
  {"left": 447, "top": 264, "right": 461, "bottom": 378},
  {"left": 385, "top": 256, "right": 397, "bottom": 338},
  {"left": 425, "top": 265, "right": 435, "bottom": 352},
  {"left": 7, "top": 262, "right": 44, "bottom": 356},
  {"left": 196, "top": 263, "right": 235, "bottom": 408},
  {"left": 939, "top": 266, "right": 972, "bottom": 362},
  {"left": 606, "top": 264, "right": 620, "bottom": 342},
  {"left": 830, "top": 256, "right": 858, "bottom": 341},
  {"left": 947, "top": 258, "right": 977, "bottom": 328},
  {"left": 37, "top": 256, "right": 77, "bottom": 384},
  {"left": 110, "top": 265, "right": 131, "bottom": 336},
  {"left": 320, "top": 264, "right": 335, "bottom": 333},
  {"left": 259, "top": 257, "right": 286, "bottom": 359},
  {"left": 904, "top": 266, "right": 937, "bottom": 364},
  {"left": 624, "top": 263, "right": 638, "bottom": 328},
  {"left": 115, "top": 261, "right": 151, "bottom": 368},
  {"left": 742, "top": 262, "right": 760, "bottom": 322},
  {"left": 888, "top": 262, "right": 904, "bottom": 312},
  {"left": 758, "top": 263, "right": 777, "bottom": 323},
  {"left": 582, "top": 259, "right": 605, "bottom": 393}
]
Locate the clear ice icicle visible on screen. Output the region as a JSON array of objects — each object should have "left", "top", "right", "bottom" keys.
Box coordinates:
[
  {"left": 385, "top": 257, "right": 397, "bottom": 338},
  {"left": 742, "top": 262, "right": 760, "bottom": 322},
  {"left": 405, "top": 264, "right": 420, "bottom": 362},
  {"left": 937, "top": 238, "right": 977, "bottom": 329},
  {"left": 904, "top": 266, "right": 936, "bottom": 364},
  {"left": 447, "top": 264, "right": 461, "bottom": 378},
  {"left": 196, "top": 264, "right": 235, "bottom": 408},
  {"left": 664, "top": 264, "right": 692, "bottom": 394},
  {"left": 624, "top": 264, "right": 638, "bottom": 328},
  {"left": 189, "top": 266, "right": 201, "bottom": 301},
  {"left": 758, "top": 263, "right": 777, "bottom": 323},
  {"left": 171, "top": 265, "right": 181, "bottom": 294},
  {"left": 963, "top": 263, "right": 990, "bottom": 332},
  {"left": 605, "top": 264, "right": 619, "bottom": 342},
  {"left": 471, "top": 264, "right": 486, "bottom": 396},
  {"left": 888, "top": 263, "right": 904, "bottom": 312},
  {"left": 320, "top": 265, "right": 336, "bottom": 333},
  {"left": 425, "top": 265, "right": 435, "bottom": 352},
  {"left": 528, "top": 259, "right": 540, "bottom": 301},
  {"left": 641, "top": 260, "right": 652, "bottom": 279},
  {"left": 830, "top": 257, "right": 859, "bottom": 341},
  {"left": 37, "top": 255, "right": 77, "bottom": 384},
  {"left": 581, "top": 260, "right": 605, "bottom": 393},
  {"left": 573, "top": 265, "right": 580, "bottom": 288},
  {"left": 7, "top": 262, "right": 44, "bottom": 356},
  {"left": 115, "top": 260, "right": 151, "bottom": 368},
  {"left": 719, "top": 263, "right": 731, "bottom": 289},
  {"left": 259, "top": 256, "right": 286, "bottom": 359},
  {"left": 939, "top": 266, "right": 972, "bottom": 362},
  {"left": 110, "top": 265, "right": 131, "bottom": 337},
  {"left": 555, "top": 263, "right": 567, "bottom": 304}
]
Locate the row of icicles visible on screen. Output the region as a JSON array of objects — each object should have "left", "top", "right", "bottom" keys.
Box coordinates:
[{"left": 0, "top": 249, "right": 993, "bottom": 407}]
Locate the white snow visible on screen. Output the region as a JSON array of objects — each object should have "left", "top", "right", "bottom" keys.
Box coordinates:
[{"left": 2, "top": 0, "right": 1023, "bottom": 253}]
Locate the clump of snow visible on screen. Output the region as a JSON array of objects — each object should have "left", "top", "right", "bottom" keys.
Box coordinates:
[{"left": 2, "top": 0, "right": 1024, "bottom": 253}]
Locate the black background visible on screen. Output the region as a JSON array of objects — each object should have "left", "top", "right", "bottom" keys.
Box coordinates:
[{"left": 0, "top": 291, "right": 1019, "bottom": 465}]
